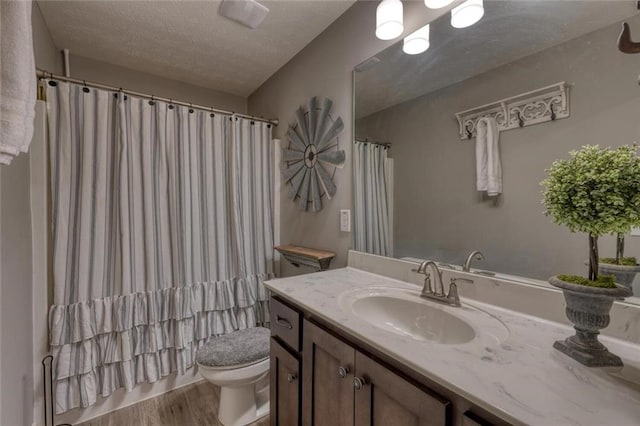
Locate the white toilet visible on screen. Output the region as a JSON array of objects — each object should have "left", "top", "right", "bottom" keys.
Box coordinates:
[{"left": 196, "top": 327, "right": 271, "bottom": 426}]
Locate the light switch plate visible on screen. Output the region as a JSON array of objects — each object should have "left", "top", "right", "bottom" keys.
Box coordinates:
[{"left": 340, "top": 209, "right": 351, "bottom": 233}]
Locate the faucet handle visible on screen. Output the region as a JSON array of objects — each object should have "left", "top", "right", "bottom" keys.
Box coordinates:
[
  {"left": 424, "top": 273, "right": 434, "bottom": 294},
  {"left": 450, "top": 277, "right": 474, "bottom": 285},
  {"left": 446, "top": 283, "right": 461, "bottom": 307}
]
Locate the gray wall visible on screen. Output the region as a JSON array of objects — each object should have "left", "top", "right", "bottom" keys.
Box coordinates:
[
  {"left": 67, "top": 54, "right": 248, "bottom": 114},
  {"left": 356, "top": 15, "right": 640, "bottom": 281},
  {"left": 0, "top": 154, "right": 35, "bottom": 426},
  {"left": 248, "top": 1, "right": 449, "bottom": 276}
]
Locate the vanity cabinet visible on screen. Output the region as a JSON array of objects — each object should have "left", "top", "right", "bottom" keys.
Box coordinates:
[
  {"left": 302, "top": 320, "right": 355, "bottom": 425},
  {"left": 353, "top": 351, "right": 449, "bottom": 426},
  {"left": 270, "top": 295, "right": 503, "bottom": 426},
  {"left": 302, "top": 319, "right": 449, "bottom": 426},
  {"left": 270, "top": 297, "right": 303, "bottom": 426},
  {"left": 270, "top": 338, "right": 301, "bottom": 426}
]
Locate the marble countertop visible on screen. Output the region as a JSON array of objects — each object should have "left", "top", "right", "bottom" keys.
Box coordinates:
[{"left": 265, "top": 267, "right": 640, "bottom": 426}]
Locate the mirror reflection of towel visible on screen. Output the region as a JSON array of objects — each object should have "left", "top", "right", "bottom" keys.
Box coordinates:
[{"left": 475, "top": 117, "right": 502, "bottom": 196}]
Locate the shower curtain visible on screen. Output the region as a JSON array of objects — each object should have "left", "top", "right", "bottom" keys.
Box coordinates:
[
  {"left": 353, "top": 141, "right": 392, "bottom": 256},
  {"left": 46, "top": 81, "right": 274, "bottom": 413}
]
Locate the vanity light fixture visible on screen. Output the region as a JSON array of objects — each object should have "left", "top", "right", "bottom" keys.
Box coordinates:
[
  {"left": 451, "top": 0, "right": 484, "bottom": 29},
  {"left": 403, "top": 24, "right": 430, "bottom": 55},
  {"left": 424, "top": 0, "right": 455, "bottom": 9},
  {"left": 376, "top": 0, "right": 404, "bottom": 40}
]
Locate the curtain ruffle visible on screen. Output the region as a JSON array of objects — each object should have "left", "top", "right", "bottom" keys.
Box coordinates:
[
  {"left": 55, "top": 340, "right": 205, "bottom": 414},
  {"left": 50, "top": 273, "right": 271, "bottom": 345},
  {"left": 50, "top": 273, "right": 272, "bottom": 413}
]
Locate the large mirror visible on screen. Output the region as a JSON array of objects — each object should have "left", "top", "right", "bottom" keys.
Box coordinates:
[{"left": 353, "top": 0, "right": 640, "bottom": 300}]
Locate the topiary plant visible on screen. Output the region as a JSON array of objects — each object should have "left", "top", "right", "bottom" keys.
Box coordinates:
[{"left": 541, "top": 144, "right": 640, "bottom": 283}]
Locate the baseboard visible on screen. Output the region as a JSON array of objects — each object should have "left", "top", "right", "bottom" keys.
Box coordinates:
[{"left": 54, "top": 370, "right": 204, "bottom": 425}]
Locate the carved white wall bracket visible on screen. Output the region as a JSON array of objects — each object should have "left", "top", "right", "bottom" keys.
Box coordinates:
[{"left": 454, "top": 82, "right": 570, "bottom": 140}]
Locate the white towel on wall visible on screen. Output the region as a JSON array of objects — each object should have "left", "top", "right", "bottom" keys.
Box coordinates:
[
  {"left": 475, "top": 116, "right": 502, "bottom": 196},
  {"left": 0, "top": 0, "right": 36, "bottom": 165}
]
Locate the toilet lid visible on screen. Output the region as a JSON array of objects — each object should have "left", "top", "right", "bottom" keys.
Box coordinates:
[{"left": 196, "top": 327, "right": 270, "bottom": 367}]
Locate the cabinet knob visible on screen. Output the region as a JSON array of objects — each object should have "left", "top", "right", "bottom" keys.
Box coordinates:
[
  {"left": 353, "top": 376, "right": 367, "bottom": 391},
  {"left": 338, "top": 366, "right": 350, "bottom": 378},
  {"left": 287, "top": 373, "right": 298, "bottom": 383}
]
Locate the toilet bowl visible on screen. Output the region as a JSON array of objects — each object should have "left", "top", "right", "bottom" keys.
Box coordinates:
[{"left": 196, "top": 327, "right": 271, "bottom": 426}]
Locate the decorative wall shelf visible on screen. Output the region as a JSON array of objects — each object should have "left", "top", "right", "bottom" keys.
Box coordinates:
[
  {"left": 275, "top": 245, "right": 336, "bottom": 271},
  {"left": 455, "top": 82, "right": 570, "bottom": 140}
]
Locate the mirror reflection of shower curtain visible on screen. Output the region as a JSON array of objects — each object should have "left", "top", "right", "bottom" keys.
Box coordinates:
[{"left": 353, "top": 141, "right": 393, "bottom": 256}]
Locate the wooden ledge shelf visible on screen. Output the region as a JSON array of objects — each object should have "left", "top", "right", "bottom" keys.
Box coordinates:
[{"left": 275, "top": 245, "right": 336, "bottom": 271}]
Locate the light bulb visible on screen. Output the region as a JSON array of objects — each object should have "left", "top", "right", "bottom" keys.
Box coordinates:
[
  {"left": 424, "top": 0, "right": 454, "bottom": 9},
  {"left": 376, "top": 0, "right": 404, "bottom": 40},
  {"left": 403, "top": 24, "right": 430, "bottom": 55},
  {"left": 451, "top": 0, "right": 484, "bottom": 29}
]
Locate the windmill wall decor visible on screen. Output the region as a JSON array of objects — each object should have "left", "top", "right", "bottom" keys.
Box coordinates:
[{"left": 283, "top": 97, "right": 346, "bottom": 212}]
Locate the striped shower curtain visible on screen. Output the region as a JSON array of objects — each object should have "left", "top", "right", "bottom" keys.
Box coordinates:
[
  {"left": 353, "top": 141, "right": 392, "bottom": 256},
  {"left": 46, "top": 81, "right": 274, "bottom": 413}
]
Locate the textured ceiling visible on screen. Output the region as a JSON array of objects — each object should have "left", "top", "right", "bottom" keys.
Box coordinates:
[
  {"left": 355, "top": 0, "right": 639, "bottom": 119},
  {"left": 38, "top": 0, "right": 355, "bottom": 97}
]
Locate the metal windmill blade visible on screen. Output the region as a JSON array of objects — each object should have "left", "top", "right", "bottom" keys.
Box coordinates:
[
  {"left": 282, "top": 148, "right": 305, "bottom": 162},
  {"left": 315, "top": 163, "right": 337, "bottom": 199},
  {"left": 286, "top": 125, "right": 307, "bottom": 151},
  {"left": 317, "top": 150, "right": 346, "bottom": 169},
  {"left": 316, "top": 117, "right": 344, "bottom": 152}
]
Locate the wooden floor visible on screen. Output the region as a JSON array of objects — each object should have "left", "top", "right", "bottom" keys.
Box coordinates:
[{"left": 77, "top": 381, "right": 270, "bottom": 426}]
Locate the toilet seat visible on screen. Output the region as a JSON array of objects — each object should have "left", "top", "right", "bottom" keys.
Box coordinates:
[
  {"left": 198, "top": 355, "right": 269, "bottom": 371},
  {"left": 196, "top": 327, "right": 271, "bottom": 426}
]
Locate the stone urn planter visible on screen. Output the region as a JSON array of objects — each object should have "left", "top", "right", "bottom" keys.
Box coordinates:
[
  {"left": 549, "top": 276, "right": 632, "bottom": 367},
  {"left": 598, "top": 262, "right": 640, "bottom": 289}
]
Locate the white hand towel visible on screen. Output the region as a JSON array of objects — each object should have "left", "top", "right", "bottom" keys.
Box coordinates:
[
  {"left": 475, "top": 117, "right": 502, "bottom": 196},
  {"left": 1, "top": 0, "right": 36, "bottom": 165}
]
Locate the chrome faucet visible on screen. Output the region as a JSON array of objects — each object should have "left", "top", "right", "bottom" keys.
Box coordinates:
[
  {"left": 413, "top": 261, "right": 473, "bottom": 307},
  {"left": 463, "top": 250, "right": 485, "bottom": 272}
]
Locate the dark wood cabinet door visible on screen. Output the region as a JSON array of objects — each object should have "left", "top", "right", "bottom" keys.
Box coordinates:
[
  {"left": 271, "top": 338, "right": 301, "bottom": 426},
  {"left": 354, "top": 351, "right": 450, "bottom": 426},
  {"left": 302, "top": 320, "right": 356, "bottom": 426}
]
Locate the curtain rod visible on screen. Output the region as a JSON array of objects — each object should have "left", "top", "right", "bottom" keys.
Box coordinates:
[
  {"left": 355, "top": 138, "right": 391, "bottom": 147},
  {"left": 36, "top": 69, "right": 279, "bottom": 127}
]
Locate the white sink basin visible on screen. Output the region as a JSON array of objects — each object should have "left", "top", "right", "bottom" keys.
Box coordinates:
[
  {"left": 339, "top": 287, "right": 509, "bottom": 346},
  {"left": 350, "top": 295, "right": 476, "bottom": 344}
]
